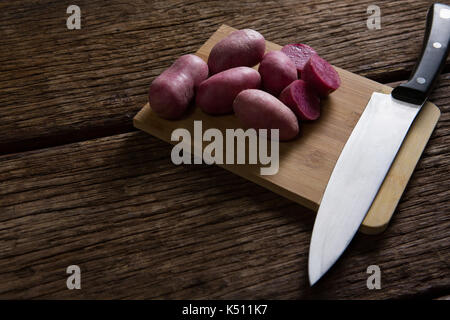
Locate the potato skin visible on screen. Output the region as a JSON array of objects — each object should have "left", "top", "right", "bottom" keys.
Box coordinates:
[
  {"left": 196, "top": 67, "right": 261, "bottom": 115},
  {"left": 149, "top": 54, "right": 208, "bottom": 119},
  {"left": 233, "top": 89, "right": 299, "bottom": 141},
  {"left": 258, "top": 51, "right": 297, "bottom": 96},
  {"left": 281, "top": 44, "right": 317, "bottom": 76},
  {"left": 208, "top": 29, "right": 265, "bottom": 75}
]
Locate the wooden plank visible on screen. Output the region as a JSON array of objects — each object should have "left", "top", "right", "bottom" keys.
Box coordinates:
[
  {"left": 0, "top": 0, "right": 448, "bottom": 153},
  {"left": 134, "top": 25, "right": 441, "bottom": 234},
  {"left": 0, "top": 74, "right": 448, "bottom": 299}
]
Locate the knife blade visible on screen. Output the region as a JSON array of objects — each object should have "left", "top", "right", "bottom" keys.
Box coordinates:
[{"left": 308, "top": 3, "right": 450, "bottom": 286}]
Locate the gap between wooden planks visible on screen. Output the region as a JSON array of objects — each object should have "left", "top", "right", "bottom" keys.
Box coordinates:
[{"left": 134, "top": 25, "right": 441, "bottom": 235}]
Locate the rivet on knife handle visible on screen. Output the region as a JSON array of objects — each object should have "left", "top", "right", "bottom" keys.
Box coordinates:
[{"left": 392, "top": 3, "right": 450, "bottom": 105}]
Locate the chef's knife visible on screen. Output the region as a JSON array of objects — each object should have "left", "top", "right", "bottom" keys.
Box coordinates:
[{"left": 308, "top": 3, "right": 450, "bottom": 286}]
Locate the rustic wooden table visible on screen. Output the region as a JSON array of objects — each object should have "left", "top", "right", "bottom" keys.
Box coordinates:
[{"left": 0, "top": 0, "right": 448, "bottom": 299}]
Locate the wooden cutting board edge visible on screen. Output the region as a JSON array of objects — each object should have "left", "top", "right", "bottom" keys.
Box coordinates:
[
  {"left": 360, "top": 95, "right": 440, "bottom": 234},
  {"left": 134, "top": 24, "right": 441, "bottom": 235}
]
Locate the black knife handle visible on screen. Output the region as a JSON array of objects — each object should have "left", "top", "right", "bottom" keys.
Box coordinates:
[{"left": 392, "top": 3, "right": 450, "bottom": 105}]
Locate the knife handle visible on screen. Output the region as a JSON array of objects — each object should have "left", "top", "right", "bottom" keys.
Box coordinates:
[{"left": 392, "top": 3, "right": 450, "bottom": 105}]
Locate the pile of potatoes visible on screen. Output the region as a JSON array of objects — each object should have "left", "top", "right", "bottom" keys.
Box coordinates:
[{"left": 148, "top": 28, "right": 341, "bottom": 141}]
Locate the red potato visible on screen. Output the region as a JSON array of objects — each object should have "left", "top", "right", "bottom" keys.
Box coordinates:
[
  {"left": 233, "top": 89, "right": 299, "bottom": 141},
  {"left": 208, "top": 29, "right": 266, "bottom": 75},
  {"left": 258, "top": 51, "right": 297, "bottom": 96},
  {"left": 149, "top": 54, "right": 208, "bottom": 119},
  {"left": 281, "top": 44, "right": 317, "bottom": 76},
  {"left": 196, "top": 67, "right": 261, "bottom": 115},
  {"left": 280, "top": 80, "right": 321, "bottom": 121},
  {"left": 301, "top": 54, "right": 341, "bottom": 98}
]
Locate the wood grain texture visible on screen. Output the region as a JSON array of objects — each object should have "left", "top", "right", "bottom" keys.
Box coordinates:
[
  {"left": 134, "top": 24, "right": 440, "bottom": 234},
  {"left": 0, "top": 0, "right": 449, "bottom": 154},
  {"left": 0, "top": 74, "right": 448, "bottom": 299},
  {"left": 1, "top": 0, "right": 449, "bottom": 300}
]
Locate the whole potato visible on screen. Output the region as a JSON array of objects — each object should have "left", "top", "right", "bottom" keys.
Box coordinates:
[
  {"left": 196, "top": 67, "right": 261, "bottom": 115},
  {"left": 233, "top": 89, "right": 299, "bottom": 141},
  {"left": 208, "top": 29, "right": 265, "bottom": 75},
  {"left": 149, "top": 54, "right": 208, "bottom": 119},
  {"left": 258, "top": 51, "right": 297, "bottom": 96}
]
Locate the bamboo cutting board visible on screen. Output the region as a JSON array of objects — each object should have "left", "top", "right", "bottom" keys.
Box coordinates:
[{"left": 134, "top": 25, "right": 440, "bottom": 235}]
